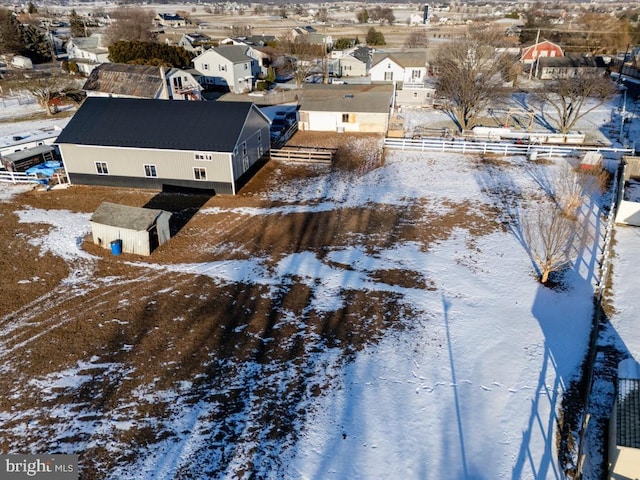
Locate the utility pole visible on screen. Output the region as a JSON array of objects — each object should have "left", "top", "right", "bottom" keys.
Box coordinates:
[{"left": 528, "top": 28, "right": 540, "bottom": 82}]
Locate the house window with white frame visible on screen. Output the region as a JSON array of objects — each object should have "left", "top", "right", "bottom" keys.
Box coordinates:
[
  {"left": 195, "top": 153, "right": 212, "bottom": 161},
  {"left": 194, "top": 167, "right": 207, "bottom": 180},
  {"left": 384, "top": 71, "right": 393, "bottom": 81},
  {"left": 95, "top": 162, "right": 109, "bottom": 175},
  {"left": 412, "top": 69, "right": 421, "bottom": 79},
  {"left": 341, "top": 113, "right": 350, "bottom": 123},
  {"left": 203, "top": 63, "right": 209, "bottom": 70},
  {"left": 242, "top": 142, "right": 247, "bottom": 156},
  {"left": 242, "top": 156, "right": 249, "bottom": 171},
  {"left": 258, "top": 131, "right": 261, "bottom": 143},
  {"left": 219, "top": 64, "right": 226, "bottom": 71},
  {"left": 144, "top": 164, "right": 157, "bottom": 177}
]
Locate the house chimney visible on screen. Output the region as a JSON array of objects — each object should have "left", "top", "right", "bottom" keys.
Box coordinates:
[
  {"left": 423, "top": 4, "right": 429, "bottom": 24},
  {"left": 159, "top": 66, "right": 170, "bottom": 100}
]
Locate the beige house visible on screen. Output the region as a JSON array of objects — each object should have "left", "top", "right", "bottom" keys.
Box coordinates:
[
  {"left": 608, "top": 358, "right": 640, "bottom": 479},
  {"left": 298, "top": 84, "right": 393, "bottom": 133}
]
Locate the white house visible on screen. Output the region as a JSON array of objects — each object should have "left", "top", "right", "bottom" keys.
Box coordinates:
[
  {"left": 298, "top": 84, "right": 394, "bottom": 133},
  {"left": 156, "top": 13, "right": 187, "bottom": 28},
  {"left": 177, "top": 33, "right": 213, "bottom": 56},
  {"left": 370, "top": 51, "right": 436, "bottom": 107},
  {"left": 192, "top": 45, "right": 258, "bottom": 93},
  {"left": 66, "top": 34, "right": 109, "bottom": 75},
  {"left": 332, "top": 46, "right": 372, "bottom": 77}
]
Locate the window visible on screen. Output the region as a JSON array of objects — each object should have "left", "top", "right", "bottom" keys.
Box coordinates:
[
  {"left": 95, "top": 162, "right": 109, "bottom": 175},
  {"left": 258, "top": 131, "right": 262, "bottom": 143},
  {"left": 219, "top": 64, "right": 226, "bottom": 71},
  {"left": 242, "top": 142, "right": 247, "bottom": 156},
  {"left": 195, "top": 153, "right": 212, "bottom": 161},
  {"left": 258, "top": 145, "right": 263, "bottom": 157},
  {"left": 412, "top": 69, "right": 420, "bottom": 79},
  {"left": 244, "top": 63, "right": 248, "bottom": 70},
  {"left": 341, "top": 113, "right": 349, "bottom": 123},
  {"left": 194, "top": 167, "right": 207, "bottom": 180},
  {"left": 144, "top": 164, "right": 157, "bottom": 177},
  {"left": 413, "top": 92, "right": 418, "bottom": 98},
  {"left": 384, "top": 71, "right": 393, "bottom": 81},
  {"left": 203, "top": 63, "right": 209, "bottom": 70},
  {"left": 242, "top": 156, "right": 249, "bottom": 171}
]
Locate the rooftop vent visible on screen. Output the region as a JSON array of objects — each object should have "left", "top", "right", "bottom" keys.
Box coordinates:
[{"left": 343, "top": 94, "right": 354, "bottom": 99}]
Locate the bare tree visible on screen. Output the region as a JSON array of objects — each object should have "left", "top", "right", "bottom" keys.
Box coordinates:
[
  {"left": 404, "top": 29, "right": 428, "bottom": 49},
  {"left": 434, "top": 29, "right": 510, "bottom": 132},
  {"left": 105, "top": 8, "right": 156, "bottom": 45},
  {"left": 575, "top": 12, "right": 631, "bottom": 55},
  {"left": 21, "top": 73, "right": 74, "bottom": 116},
  {"left": 522, "top": 203, "right": 575, "bottom": 284},
  {"left": 275, "top": 35, "right": 325, "bottom": 88},
  {"left": 532, "top": 75, "right": 617, "bottom": 134}
]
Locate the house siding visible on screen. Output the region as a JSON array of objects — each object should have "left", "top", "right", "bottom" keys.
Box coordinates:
[
  {"left": 370, "top": 60, "right": 404, "bottom": 83},
  {"left": 302, "top": 111, "right": 388, "bottom": 133},
  {"left": 232, "top": 107, "right": 271, "bottom": 181},
  {"left": 58, "top": 144, "right": 234, "bottom": 192}
]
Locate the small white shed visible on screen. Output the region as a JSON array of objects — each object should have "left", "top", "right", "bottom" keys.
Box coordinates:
[{"left": 90, "top": 202, "right": 172, "bottom": 256}]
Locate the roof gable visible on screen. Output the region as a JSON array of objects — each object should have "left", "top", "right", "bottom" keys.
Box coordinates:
[{"left": 56, "top": 97, "right": 263, "bottom": 152}]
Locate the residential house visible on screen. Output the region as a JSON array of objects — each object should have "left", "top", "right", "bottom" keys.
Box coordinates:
[
  {"left": 220, "top": 35, "right": 277, "bottom": 48},
  {"left": 90, "top": 202, "right": 172, "bottom": 256},
  {"left": 83, "top": 63, "right": 203, "bottom": 100},
  {"left": 608, "top": 358, "right": 640, "bottom": 480},
  {"left": 177, "top": 32, "right": 214, "bottom": 56},
  {"left": 290, "top": 26, "right": 332, "bottom": 49},
  {"left": 156, "top": 13, "right": 187, "bottom": 28},
  {"left": 66, "top": 33, "right": 109, "bottom": 75},
  {"left": 298, "top": 84, "right": 394, "bottom": 133},
  {"left": 55, "top": 97, "right": 271, "bottom": 194},
  {"left": 370, "top": 51, "right": 437, "bottom": 107},
  {"left": 535, "top": 54, "right": 609, "bottom": 80},
  {"left": 192, "top": 45, "right": 259, "bottom": 93},
  {"left": 520, "top": 39, "right": 564, "bottom": 65},
  {"left": 621, "top": 45, "right": 640, "bottom": 81},
  {"left": 332, "top": 46, "right": 372, "bottom": 78}
]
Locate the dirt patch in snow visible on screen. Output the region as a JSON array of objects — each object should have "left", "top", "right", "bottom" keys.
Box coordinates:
[{"left": 0, "top": 134, "right": 502, "bottom": 478}]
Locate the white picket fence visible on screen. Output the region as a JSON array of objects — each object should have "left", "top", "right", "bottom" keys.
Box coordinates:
[
  {"left": 384, "top": 137, "right": 635, "bottom": 158},
  {"left": 0, "top": 170, "right": 42, "bottom": 184}
]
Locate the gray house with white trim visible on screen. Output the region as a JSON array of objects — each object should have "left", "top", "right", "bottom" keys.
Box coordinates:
[
  {"left": 192, "top": 45, "right": 259, "bottom": 93},
  {"left": 55, "top": 97, "right": 271, "bottom": 194}
]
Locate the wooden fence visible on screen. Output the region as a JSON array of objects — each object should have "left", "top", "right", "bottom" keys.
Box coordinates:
[{"left": 270, "top": 146, "right": 337, "bottom": 165}]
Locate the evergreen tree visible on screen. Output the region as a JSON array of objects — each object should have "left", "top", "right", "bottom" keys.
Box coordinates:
[
  {"left": 366, "top": 27, "right": 385, "bottom": 46},
  {"left": 0, "top": 8, "right": 25, "bottom": 54},
  {"left": 108, "top": 41, "right": 193, "bottom": 69},
  {"left": 21, "top": 24, "right": 51, "bottom": 62}
]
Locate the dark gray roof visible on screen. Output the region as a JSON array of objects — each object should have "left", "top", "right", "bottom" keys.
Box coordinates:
[
  {"left": 55, "top": 97, "right": 259, "bottom": 152},
  {"left": 538, "top": 54, "right": 608, "bottom": 69},
  {"left": 91, "top": 202, "right": 169, "bottom": 231},
  {"left": 214, "top": 45, "right": 252, "bottom": 63},
  {"left": 617, "top": 378, "right": 640, "bottom": 448},
  {"left": 299, "top": 84, "right": 394, "bottom": 114}
]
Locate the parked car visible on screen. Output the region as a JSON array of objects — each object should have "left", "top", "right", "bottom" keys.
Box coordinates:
[
  {"left": 275, "top": 110, "right": 297, "bottom": 127},
  {"left": 270, "top": 117, "right": 288, "bottom": 141}
]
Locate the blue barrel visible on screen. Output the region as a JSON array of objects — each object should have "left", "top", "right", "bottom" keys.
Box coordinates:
[{"left": 110, "top": 239, "right": 122, "bottom": 256}]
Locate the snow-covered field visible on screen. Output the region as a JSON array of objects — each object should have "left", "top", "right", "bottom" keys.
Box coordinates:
[{"left": 0, "top": 91, "right": 638, "bottom": 479}]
